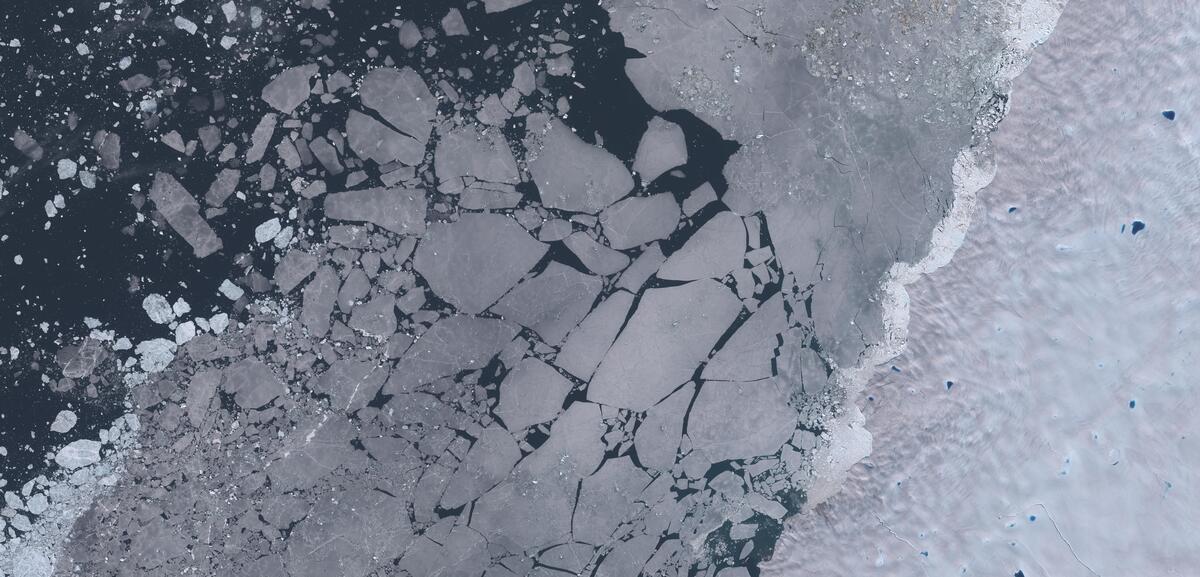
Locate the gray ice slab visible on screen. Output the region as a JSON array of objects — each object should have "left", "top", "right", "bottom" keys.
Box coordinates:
[
  {"left": 441, "top": 8, "right": 469, "bottom": 36},
  {"left": 702, "top": 292, "right": 788, "bottom": 382},
  {"left": 495, "top": 357, "right": 574, "bottom": 431},
  {"left": 528, "top": 116, "right": 633, "bottom": 213},
  {"left": 149, "top": 172, "right": 223, "bottom": 258},
  {"left": 633, "top": 117, "right": 687, "bottom": 184},
  {"left": 301, "top": 265, "right": 340, "bottom": 336},
  {"left": 268, "top": 415, "right": 359, "bottom": 493},
  {"left": 283, "top": 486, "right": 411, "bottom": 577},
  {"left": 633, "top": 382, "right": 694, "bottom": 471},
  {"left": 472, "top": 403, "right": 605, "bottom": 551},
  {"left": 588, "top": 280, "right": 741, "bottom": 410},
  {"left": 323, "top": 186, "right": 427, "bottom": 235},
  {"left": 434, "top": 123, "right": 519, "bottom": 194},
  {"left": 563, "top": 232, "right": 630, "bottom": 275},
  {"left": 483, "top": 0, "right": 531, "bottom": 13},
  {"left": 540, "top": 543, "right": 595, "bottom": 574},
  {"left": 50, "top": 409, "right": 78, "bottom": 433},
  {"left": 555, "top": 290, "right": 635, "bottom": 380},
  {"left": 312, "top": 357, "right": 388, "bottom": 413},
  {"left": 245, "top": 113, "right": 277, "bottom": 164},
  {"left": 359, "top": 66, "right": 436, "bottom": 144},
  {"left": 658, "top": 212, "right": 745, "bottom": 281},
  {"left": 439, "top": 426, "right": 520, "bottom": 509},
  {"left": 273, "top": 249, "right": 319, "bottom": 293},
  {"left": 594, "top": 534, "right": 659, "bottom": 577},
  {"left": 573, "top": 456, "right": 652, "bottom": 544},
  {"left": 616, "top": 242, "right": 666, "bottom": 292},
  {"left": 414, "top": 213, "right": 548, "bottom": 313},
  {"left": 347, "top": 293, "right": 397, "bottom": 338},
  {"left": 222, "top": 358, "right": 285, "bottom": 409},
  {"left": 93, "top": 130, "right": 121, "bottom": 170},
  {"left": 385, "top": 316, "right": 520, "bottom": 394},
  {"left": 185, "top": 368, "right": 221, "bottom": 427},
  {"left": 308, "top": 135, "right": 345, "bottom": 174},
  {"left": 490, "top": 261, "right": 601, "bottom": 345},
  {"left": 599, "top": 193, "right": 681, "bottom": 250},
  {"left": 261, "top": 63, "right": 318, "bottom": 114},
  {"left": 346, "top": 109, "right": 426, "bottom": 166},
  {"left": 204, "top": 168, "right": 241, "bottom": 207},
  {"left": 687, "top": 379, "right": 797, "bottom": 463}
]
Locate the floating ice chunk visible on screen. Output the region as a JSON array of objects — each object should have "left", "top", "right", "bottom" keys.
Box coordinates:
[
  {"left": 54, "top": 439, "right": 101, "bottom": 469},
  {"left": 574, "top": 457, "right": 651, "bottom": 544},
  {"left": 616, "top": 242, "right": 665, "bottom": 291},
  {"left": 141, "top": 293, "right": 175, "bottom": 324},
  {"left": 56, "top": 158, "right": 78, "bottom": 180},
  {"left": 209, "top": 313, "right": 229, "bottom": 334},
  {"left": 414, "top": 213, "right": 547, "bottom": 313},
  {"left": 633, "top": 383, "right": 693, "bottom": 470},
  {"left": 185, "top": 369, "right": 221, "bottom": 427},
  {"left": 261, "top": 63, "right": 319, "bottom": 114},
  {"left": 274, "top": 249, "right": 318, "bottom": 292},
  {"left": 687, "top": 379, "right": 798, "bottom": 462},
  {"left": 633, "top": 117, "right": 688, "bottom": 183},
  {"left": 588, "top": 280, "right": 742, "bottom": 410},
  {"left": 174, "top": 320, "right": 196, "bottom": 345},
  {"left": 25, "top": 492, "right": 48, "bottom": 515},
  {"left": 658, "top": 212, "right": 746, "bottom": 280},
  {"left": 171, "top": 298, "right": 190, "bottom": 317},
  {"left": 76, "top": 42, "right": 90, "bottom": 55},
  {"left": 254, "top": 217, "right": 282, "bottom": 243},
  {"left": 528, "top": 116, "right": 633, "bottom": 213},
  {"left": 136, "top": 338, "right": 176, "bottom": 372},
  {"left": 93, "top": 130, "right": 121, "bottom": 170},
  {"left": 174, "top": 16, "right": 197, "bottom": 34},
  {"left": 703, "top": 293, "right": 788, "bottom": 381},
  {"left": 491, "top": 262, "right": 601, "bottom": 344},
  {"left": 346, "top": 110, "right": 425, "bottom": 165},
  {"left": 300, "top": 265, "right": 339, "bottom": 336},
  {"left": 439, "top": 426, "right": 520, "bottom": 509},
  {"left": 441, "top": 8, "right": 469, "bottom": 36},
  {"left": 218, "top": 279, "right": 244, "bottom": 301},
  {"left": 50, "top": 410, "right": 78, "bottom": 434},
  {"left": 495, "top": 358, "right": 574, "bottom": 430},
  {"left": 323, "top": 186, "right": 427, "bottom": 235},
  {"left": 149, "top": 172, "right": 224, "bottom": 257},
  {"left": 483, "top": 0, "right": 532, "bottom": 13},
  {"left": 563, "top": 232, "right": 630, "bottom": 275},
  {"left": 244, "top": 113, "right": 277, "bottom": 164},
  {"left": 221, "top": 1, "right": 236, "bottom": 21},
  {"left": 434, "top": 123, "right": 519, "bottom": 194},
  {"left": 220, "top": 35, "right": 237, "bottom": 50},
  {"left": 384, "top": 316, "right": 520, "bottom": 394},
  {"left": 222, "top": 358, "right": 284, "bottom": 409},
  {"left": 599, "top": 193, "right": 681, "bottom": 249},
  {"left": 347, "top": 293, "right": 396, "bottom": 337},
  {"left": 359, "top": 66, "right": 436, "bottom": 144},
  {"left": 555, "top": 290, "right": 635, "bottom": 380}
]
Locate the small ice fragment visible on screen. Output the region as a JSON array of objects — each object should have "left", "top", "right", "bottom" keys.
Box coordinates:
[
  {"left": 221, "top": 1, "right": 237, "bottom": 22},
  {"left": 172, "top": 298, "right": 191, "bottom": 316},
  {"left": 255, "top": 217, "right": 282, "bottom": 243},
  {"left": 119, "top": 56, "right": 132, "bottom": 69},
  {"left": 174, "top": 16, "right": 198, "bottom": 34},
  {"left": 136, "top": 338, "right": 177, "bottom": 372},
  {"left": 56, "top": 159, "right": 78, "bottom": 179},
  {"left": 12, "top": 254, "right": 21, "bottom": 265},
  {"left": 209, "top": 313, "right": 230, "bottom": 334},
  {"left": 175, "top": 320, "right": 196, "bottom": 345},
  {"left": 50, "top": 410, "right": 78, "bottom": 434},
  {"left": 220, "top": 36, "right": 237, "bottom": 50},
  {"left": 219, "top": 279, "right": 244, "bottom": 300},
  {"left": 76, "top": 43, "right": 90, "bottom": 55},
  {"left": 142, "top": 293, "right": 175, "bottom": 324}
]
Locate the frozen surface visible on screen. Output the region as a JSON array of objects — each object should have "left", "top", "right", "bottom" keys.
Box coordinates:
[{"left": 769, "top": 1, "right": 1199, "bottom": 574}]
